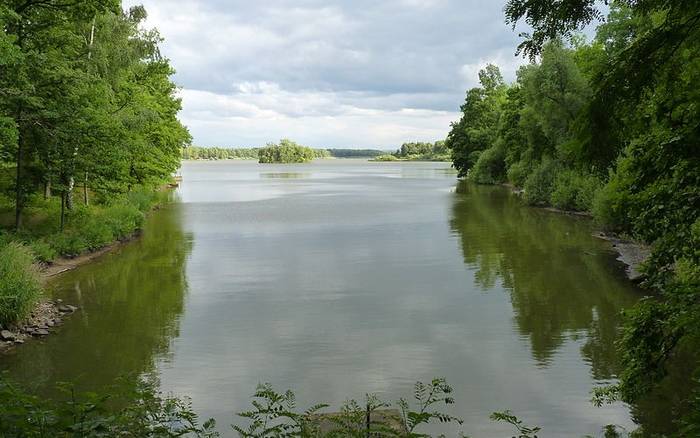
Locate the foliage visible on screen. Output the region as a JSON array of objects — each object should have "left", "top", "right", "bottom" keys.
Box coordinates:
[
  {"left": 0, "top": 374, "right": 218, "bottom": 437},
  {"left": 326, "top": 149, "right": 386, "bottom": 158},
  {"left": 446, "top": 64, "right": 506, "bottom": 176},
  {"left": 372, "top": 154, "right": 400, "bottom": 162},
  {"left": 522, "top": 158, "right": 558, "bottom": 206},
  {"left": 258, "top": 139, "right": 318, "bottom": 164},
  {"left": 550, "top": 170, "right": 602, "bottom": 211},
  {"left": 232, "top": 378, "right": 464, "bottom": 437},
  {"left": 496, "top": 0, "right": 700, "bottom": 433},
  {"left": 469, "top": 146, "right": 506, "bottom": 184},
  {"left": 0, "top": 1, "right": 190, "bottom": 231},
  {"left": 183, "top": 147, "right": 387, "bottom": 161},
  {"left": 0, "top": 375, "right": 557, "bottom": 438},
  {"left": 183, "top": 146, "right": 260, "bottom": 160},
  {"left": 490, "top": 411, "right": 541, "bottom": 438},
  {"left": 0, "top": 242, "right": 40, "bottom": 326},
  {"left": 232, "top": 383, "right": 328, "bottom": 437}
]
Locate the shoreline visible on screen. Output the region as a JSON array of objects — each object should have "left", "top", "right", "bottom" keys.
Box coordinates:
[
  {"left": 501, "top": 182, "right": 650, "bottom": 282},
  {"left": 0, "top": 193, "right": 170, "bottom": 353},
  {"left": 1, "top": 231, "right": 142, "bottom": 353},
  {"left": 39, "top": 231, "right": 141, "bottom": 280}
]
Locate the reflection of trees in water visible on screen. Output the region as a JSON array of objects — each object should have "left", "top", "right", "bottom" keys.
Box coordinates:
[
  {"left": 449, "top": 181, "right": 639, "bottom": 378},
  {"left": 2, "top": 204, "right": 192, "bottom": 394}
]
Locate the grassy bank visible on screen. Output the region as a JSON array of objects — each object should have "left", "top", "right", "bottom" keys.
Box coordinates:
[{"left": 0, "top": 186, "right": 167, "bottom": 327}]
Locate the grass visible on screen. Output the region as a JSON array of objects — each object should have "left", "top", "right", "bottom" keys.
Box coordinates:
[
  {"left": 0, "top": 242, "right": 41, "bottom": 327},
  {"left": 0, "top": 186, "right": 165, "bottom": 326},
  {"left": 2, "top": 187, "right": 164, "bottom": 260}
]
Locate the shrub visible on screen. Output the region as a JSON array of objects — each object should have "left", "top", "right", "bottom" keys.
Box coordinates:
[
  {"left": 126, "top": 188, "right": 159, "bottom": 212},
  {"left": 592, "top": 170, "right": 632, "bottom": 232},
  {"left": 523, "top": 158, "right": 559, "bottom": 206},
  {"left": 506, "top": 159, "right": 530, "bottom": 188},
  {"left": 27, "top": 239, "right": 57, "bottom": 263},
  {"left": 371, "top": 154, "right": 399, "bottom": 161},
  {"left": 102, "top": 204, "right": 144, "bottom": 239},
  {"left": 550, "top": 170, "right": 603, "bottom": 211},
  {"left": 0, "top": 242, "right": 41, "bottom": 327},
  {"left": 47, "top": 232, "right": 88, "bottom": 257},
  {"left": 0, "top": 376, "right": 217, "bottom": 437},
  {"left": 470, "top": 146, "right": 506, "bottom": 184}
]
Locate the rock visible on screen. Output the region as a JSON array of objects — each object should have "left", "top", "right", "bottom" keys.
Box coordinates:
[
  {"left": 56, "top": 299, "right": 63, "bottom": 304},
  {"left": 14, "top": 339, "right": 24, "bottom": 344},
  {"left": 58, "top": 304, "right": 78, "bottom": 313},
  {"left": 35, "top": 329, "right": 49, "bottom": 336},
  {"left": 0, "top": 330, "right": 15, "bottom": 341}
]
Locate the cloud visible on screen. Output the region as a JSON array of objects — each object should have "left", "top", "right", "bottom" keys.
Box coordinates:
[{"left": 122, "top": 0, "right": 529, "bottom": 147}]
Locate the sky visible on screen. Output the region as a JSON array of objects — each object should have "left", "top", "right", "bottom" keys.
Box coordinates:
[{"left": 122, "top": 0, "right": 530, "bottom": 149}]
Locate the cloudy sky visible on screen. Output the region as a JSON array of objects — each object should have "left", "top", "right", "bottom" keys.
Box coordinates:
[{"left": 123, "top": 0, "right": 530, "bottom": 149}]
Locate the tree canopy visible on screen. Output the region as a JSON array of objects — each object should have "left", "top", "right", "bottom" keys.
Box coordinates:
[
  {"left": 0, "top": 1, "right": 190, "bottom": 230},
  {"left": 448, "top": 1, "right": 699, "bottom": 433}
]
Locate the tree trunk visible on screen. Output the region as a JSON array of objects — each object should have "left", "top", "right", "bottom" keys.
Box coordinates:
[
  {"left": 44, "top": 179, "right": 52, "bottom": 199},
  {"left": 83, "top": 172, "right": 89, "bottom": 205},
  {"left": 67, "top": 176, "right": 74, "bottom": 210},
  {"left": 60, "top": 191, "right": 66, "bottom": 232},
  {"left": 14, "top": 128, "right": 24, "bottom": 231}
]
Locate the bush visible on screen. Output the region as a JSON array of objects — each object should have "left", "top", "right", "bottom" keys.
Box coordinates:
[
  {"left": 506, "top": 159, "right": 530, "bottom": 188},
  {"left": 371, "top": 154, "right": 399, "bottom": 161},
  {"left": 550, "top": 170, "right": 602, "bottom": 211},
  {"left": 592, "top": 170, "right": 632, "bottom": 232},
  {"left": 470, "top": 146, "right": 506, "bottom": 184},
  {"left": 523, "top": 158, "right": 559, "bottom": 206},
  {"left": 125, "top": 188, "right": 159, "bottom": 213},
  {"left": 0, "top": 242, "right": 41, "bottom": 327},
  {"left": 0, "top": 376, "right": 217, "bottom": 437},
  {"left": 102, "top": 204, "right": 145, "bottom": 239},
  {"left": 27, "top": 239, "right": 57, "bottom": 263}
]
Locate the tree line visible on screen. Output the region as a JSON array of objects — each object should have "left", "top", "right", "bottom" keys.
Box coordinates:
[
  {"left": 448, "top": 0, "right": 699, "bottom": 434},
  {"left": 0, "top": 1, "right": 189, "bottom": 231},
  {"left": 373, "top": 141, "right": 450, "bottom": 161},
  {"left": 182, "top": 145, "right": 388, "bottom": 160}
]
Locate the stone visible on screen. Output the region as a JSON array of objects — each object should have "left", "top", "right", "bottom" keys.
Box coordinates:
[
  {"left": 58, "top": 304, "right": 78, "bottom": 313},
  {"left": 0, "top": 330, "right": 15, "bottom": 341},
  {"left": 14, "top": 339, "right": 24, "bottom": 344},
  {"left": 35, "top": 329, "right": 49, "bottom": 336}
]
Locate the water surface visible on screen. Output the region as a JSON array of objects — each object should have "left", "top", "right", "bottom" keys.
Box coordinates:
[{"left": 1, "top": 160, "right": 643, "bottom": 436}]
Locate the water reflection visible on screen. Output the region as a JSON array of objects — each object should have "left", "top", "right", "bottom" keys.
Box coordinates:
[
  {"left": 0, "top": 204, "right": 192, "bottom": 394},
  {"left": 449, "top": 181, "right": 639, "bottom": 377}
]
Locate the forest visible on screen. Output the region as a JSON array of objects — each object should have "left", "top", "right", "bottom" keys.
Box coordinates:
[
  {"left": 0, "top": 2, "right": 188, "bottom": 323},
  {"left": 447, "top": 0, "right": 699, "bottom": 434}
]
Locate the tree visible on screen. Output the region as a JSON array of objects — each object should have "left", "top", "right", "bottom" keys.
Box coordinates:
[{"left": 446, "top": 64, "right": 506, "bottom": 177}]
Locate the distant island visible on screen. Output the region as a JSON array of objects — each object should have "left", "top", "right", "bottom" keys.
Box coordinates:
[
  {"left": 371, "top": 141, "right": 450, "bottom": 162},
  {"left": 258, "top": 139, "right": 326, "bottom": 163}
]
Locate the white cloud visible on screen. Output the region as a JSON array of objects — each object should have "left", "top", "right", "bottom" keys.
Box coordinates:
[
  {"left": 179, "top": 87, "right": 457, "bottom": 148},
  {"left": 122, "top": 0, "right": 527, "bottom": 147}
]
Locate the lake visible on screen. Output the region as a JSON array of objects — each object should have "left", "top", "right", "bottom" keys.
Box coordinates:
[{"left": 0, "top": 160, "right": 644, "bottom": 436}]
